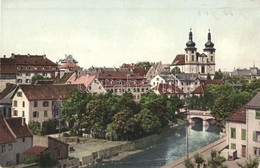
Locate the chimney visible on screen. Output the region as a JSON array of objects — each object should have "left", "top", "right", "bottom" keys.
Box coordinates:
[
  {"left": 27, "top": 53, "right": 30, "bottom": 57},
  {"left": 3, "top": 55, "right": 6, "bottom": 58},
  {"left": 11, "top": 53, "right": 15, "bottom": 57},
  {"left": 22, "top": 118, "right": 25, "bottom": 126}
]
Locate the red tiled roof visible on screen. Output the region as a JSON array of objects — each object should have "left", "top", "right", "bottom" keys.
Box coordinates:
[
  {"left": 0, "top": 58, "right": 16, "bottom": 74},
  {"left": 227, "top": 105, "right": 246, "bottom": 123},
  {"left": 16, "top": 84, "right": 84, "bottom": 101},
  {"left": 192, "top": 85, "right": 205, "bottom": 94},
  {"left": 69, "top": 75, "right": 96, "bottom": 88},
  {"left": 0, "top": 114, "right": 16, "bottom": 144},
  {"left": 52, "top": 72, "right": 74, "bottom": 84},
  {"left": 171, "top": 54, "right": 185, "bottom": 65},
  {"left": 12, "top": 54, "right": 57, "bottom": 66},
  {"left": 58, "top": 60, "right": 82, "bottom": 71},
  {"left": 95, "top": 70, "right": 145, "bottom": 80},
  {"left": 132, "top": 67, "right": 150, "bottom": 77},
  {"left": 24, "top": 145, "right": 48, "bottom": 155},
  {"left": 5, "top": 118, "right": 32, "bottom": 138}
]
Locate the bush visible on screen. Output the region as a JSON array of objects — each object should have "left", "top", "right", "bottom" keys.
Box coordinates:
[
  {"left": 28, "top": 121, "right": 41, "bottom": 135},
  {"left": 38, "top": 151, "right": 57, "bottom": 168},
  {"left": 63, "top": 132, "right": 70, "bottom": 137}
]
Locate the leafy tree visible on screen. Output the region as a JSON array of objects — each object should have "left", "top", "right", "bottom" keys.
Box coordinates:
[
  {"left": 28, "top": 121, "right": 41, "bottom": 135},
  {"left": 38, "top": 151, "right": 57, "bottom": 168},
  {"left": 41, "top": 119, "right": 58, "bottom": 135},
  {"left": 135, "top": 61, "right": 153, "bottom": 68},
  {"left": 237, "top": 156, "right": 259, "bottom": 168},
  {"left": 171, "top": 67, "right": 181, "bottom": 75},
  {"left": 62, "top": 92, "right": 92, "bottom": 135},
  {"left": 184, "top": 158, "right": 195, "bottom": 168},
  {"left": 214, "top": 69, "right": 223, "bottom": 79},
  {"left": 207, "top": 150, "right": 227, "bottom": 168},
  {"left": 193, "top": 153, "right": 205, "bottom": 168}
]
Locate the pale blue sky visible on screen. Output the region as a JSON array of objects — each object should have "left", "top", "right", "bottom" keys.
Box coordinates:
[{"left": 1, "top": 0, "right": 260, "bottom": 71}]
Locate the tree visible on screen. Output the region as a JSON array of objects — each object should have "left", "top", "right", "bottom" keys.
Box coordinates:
[
  {"left": 214, "top": 69, "right": 223, "bottom": 79},
  {"left": 237, "top": 156, "right": 259, "bottom": 168},
  {"left": 193, "top": 153, "right": 205, "bottom": 168},
  {"left": 61, "top": 92, "right": 92, "bottom": 135},
  {"left": 207, "top": 150, "right": 227, "bottom": 168},
  {"left": 28, "top": 121, "right": 41, "bottom": 135},
  {"left": 38, "top": 151, "right": 57, "bottom": 168},
  {"left": 184, "top": 158, "right": 195, "bottom": 168},
  {"left": 171, "top": 67, "right": 181, "bottom": 75},
  {"left": 135, "top": 61, "right": 153, "bottom": 68}
]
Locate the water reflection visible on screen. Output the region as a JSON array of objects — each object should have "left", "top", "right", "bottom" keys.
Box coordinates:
[{"left": 95, "top": 124, "right": 221, "bottom": 168}]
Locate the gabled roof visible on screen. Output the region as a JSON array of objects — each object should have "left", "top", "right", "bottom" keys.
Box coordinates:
[
  {"left": 175, "top": 73, "right": 199, "bottom": 81},
  {"left": 0, "top": 114, "right": 16, "bottom": 144},
  {"left": 52, "top": 72, "right": 74, "bottom": 84},
  {"left": 132, "top": 67, "right": 150, "bottom": 77},
  {"left": 171, "top": 54, "right": 185, "bottom": 65},
  {"left": 11, "top": 54, "right": 57, "bottom": 66},
  {"left": 246, "top": 92, "right": 260, "bottom": 109},
  {"left": 227, "top": 105, "right": 246, "bottom": 123},
  {"left": 5, "top": 118, "right": 32, "bottom": 138},
  {"left": 192, "top": 85, "right": 205, "bottom": 94},
  {"left": 69, "top": 75, "right": 96, "bottom": 88},
  {"left": 0, "top": 83, "right": 17, "bottom": 102},
  {"left": 24, "top": 145, "right": 48, "bottom": 155},
  {"left": 0, "top": 58, "right": 16, "bottom": 74},
  {"left": 159, "top": 74, "right": 176, "bottom": 81},
  {"left": 94, "top": 70, "right": 144, "bottom": 80},
  {"left": 13, "top": 84, "right": 84, "bottom": 101}
]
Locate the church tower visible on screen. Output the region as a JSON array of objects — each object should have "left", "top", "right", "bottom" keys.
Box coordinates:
[
  {"left": 185, "top": 29, "right": 197, "bottom": 73},
  {"left": 203, "top": 29, "right": 216, "bottom": 76}
]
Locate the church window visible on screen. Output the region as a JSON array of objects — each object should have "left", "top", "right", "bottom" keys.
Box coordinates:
[
  {"left": 192, "top": 51, "right": 194, "bottom": 54},
  {"left": 201, "top": 67, "right": 205, "bottom": 73},
  {"left": 192, "top": 55, "right": 194, "bottom": 61},
  {"left": 186, "top": 55, "right": 188, "bottom": 61},
  {"left": 211, "top": 56, "right": 213, "bottom": 62},
  {"left": 210, "top": 51, "right": 213, "bottom": 54}
]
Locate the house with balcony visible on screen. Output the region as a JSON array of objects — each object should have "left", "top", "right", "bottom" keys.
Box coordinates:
[
  {"left": 0, "top": 114, "right": 33, "bottom": 166},
  {"left": 11, "top": 84, "right": 83, "bottom": 125},
  {"left": 226, "top": 92, "right": 260, "bottom": 159}
]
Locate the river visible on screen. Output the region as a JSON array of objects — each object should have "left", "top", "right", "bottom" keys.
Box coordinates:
[{"left": 95, "top": 123, "right": 221, "bottom": 168}]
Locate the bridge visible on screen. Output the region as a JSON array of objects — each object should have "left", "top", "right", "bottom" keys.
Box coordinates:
[{"left": 186, "top": 110, "right": 215, "bottom": 126}]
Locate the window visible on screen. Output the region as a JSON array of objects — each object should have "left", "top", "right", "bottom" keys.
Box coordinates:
[
  {"left": 43, "top": 101, "right": 49, "bottom": 107},
  {"left": 256, "top": 110, "right": 260, "bottom": 119},
  {"left": 254, "top": 147, "right": 260, "bottom": 156},
  {"left": 231, "top": 143, "right": 236, "bottom": 149},
  {"left": 34, "top": 101, "right": 38, "bottom": 107},
  {"left": 231, "top": 128, "right": 236, "bottom": 139},
  {"left": 22, "top": 111, "right": 25, "bottom": 117},
  {"left": 22, "top": 101, "right": 25, "bottom": 107},
  {"left": 211, "top": 56, "right": 213, "bottom": 62},
  {"left": 26, "top": 73, "right": 30, "bottom": 76},
  {"left": 192, "top": 55, "right": 194, "bottom": 61},
  {"left": 25, "top": 79, "right": 30, "bottom": 83},
  {"left": 201, "top": 66, "right": 205, "bottom": 74},
  {"left": 22, "top": 138, "right": 25, "bottom": 142},
  {"left": 1, "top": 145, "right": 6, "bottom": 153},
  {"left": 241, "top": 129, "right": 246, "bottom": 140},
  {"left": 17, "top": 79, "right": 22, "bottom": 83},
  {"left": 33, "top": 111, "right": 39, "bottom": 118},
  {"left": 14, "top": 100, "right": 17, "bottom": 107},
  {"left": 17, "top": 92, "right": 22, "bottom": 97},
  {"left": 253, "top": 131, "right": 260, "bottom": 142},
  {"left": 8, "top": 144, "right": 12, "bottom": 151},
  {"left": 13, "top": 110, "right": 18, "bottom": 116},
  {"left": 44, "top": 110, "right": 48, "bottom": 117}
]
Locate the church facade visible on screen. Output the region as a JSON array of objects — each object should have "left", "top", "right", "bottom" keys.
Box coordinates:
[{"left": 170, "top": 29, "right": 216, "bottom": 79}]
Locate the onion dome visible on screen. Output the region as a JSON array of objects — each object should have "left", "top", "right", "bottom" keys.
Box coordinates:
[
  {"left": 186, "top": 28, "right": 196, "bottom": 48},
  {"left": 205, "top": 29, "right": 214, "bottom": 48}
]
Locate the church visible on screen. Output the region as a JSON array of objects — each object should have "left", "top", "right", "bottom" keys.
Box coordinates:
[{"left": 170, "top": 29, "right": 216, "bottom": 79}]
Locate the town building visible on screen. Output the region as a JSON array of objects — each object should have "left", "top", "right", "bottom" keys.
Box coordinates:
[
  {"left": 229, "top": 66, "right": 260, "bottom": 80},
  {"left": 11, "top": 84, "right": 83, "bottom": 125},
  {"left": 171, "top": 29, "right": 216, "bottom": 79},
  {"left": 57, "top": 54, "right": 82, "bottom": 72},
  {"left": 0, "top": 115, "right": 33, "bottom": 166},
  {"left": 0, "top": 54, "right": 58, "bottom": 88},
  {"left": 0, "top": 83, "right": 17, "bottom": 117},
  {"left": 226, "top": 92, "right": 260, "bottom": 159}
]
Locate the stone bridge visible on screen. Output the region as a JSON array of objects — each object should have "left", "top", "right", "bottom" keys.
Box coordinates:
[{"left": 187, "top": 110, "right": 215, "bottom": 126}]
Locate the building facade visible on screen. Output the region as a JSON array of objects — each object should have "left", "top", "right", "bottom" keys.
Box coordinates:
[
  {"left": 171, "top": 29, "right": 216, "bottom": 79},
  {"left": 226, "top": 92, "right": 260, "bottom": 159}
]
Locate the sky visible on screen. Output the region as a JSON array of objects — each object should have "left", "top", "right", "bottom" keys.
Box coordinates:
[{"left": 1, "top": 0, "right": 260, "bottom": 71}]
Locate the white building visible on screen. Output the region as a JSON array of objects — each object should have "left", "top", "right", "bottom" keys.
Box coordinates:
[
  {"left": 0, "top": 115, "right": 33, "bottom": 166},
  {"left": 11, "top": 84, "right": 82, "bottom": 125},
  {"left": 226, "top": 92, "right": 260, "bottom": 159},
  {"left": 170, "top": 29, "right": 216, "bottom": 79}
]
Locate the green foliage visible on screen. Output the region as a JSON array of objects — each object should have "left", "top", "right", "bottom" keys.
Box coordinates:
[
  {"left": 38, "top": 151, "right": 57, "bottom": 168},
  {"left": 28, "top": 121, "right": 41, "bottom": 135},
  {"left": 237, "top": 156, "right": 259, "bottom": 168},
  {"left": 184, "top": 158, "right": 195, "bottom": 168},
  {"left": 31, "top": 75, "right": 48, "bottom": 84},
  {"left": 171, "top": 67, "right": 181, "bottom": 75},
  {"left": 22, "top": 154, "right": 38, "bottom": 164},
  {"left": 207, "top": 150, "right": 227, "bottom": 168},
  {"left": 41, "top": 119, "right": 58, "bottom": 135},
  {"left": 135, "top": 61, "right": 154, "bottom": 68},
  {"left": 193, "top": 153, "right": 205, "bottom": 167},
  {"left": 214, "top": 69, "right": 223, "bottom": 80}
]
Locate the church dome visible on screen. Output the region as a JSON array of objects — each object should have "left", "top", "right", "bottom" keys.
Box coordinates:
[
  {"left": 204, "top": 30, "right": 214, "bottom": 48},
  {"left": 186, "top": 29, "right": 196, "bottom": 48}
]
